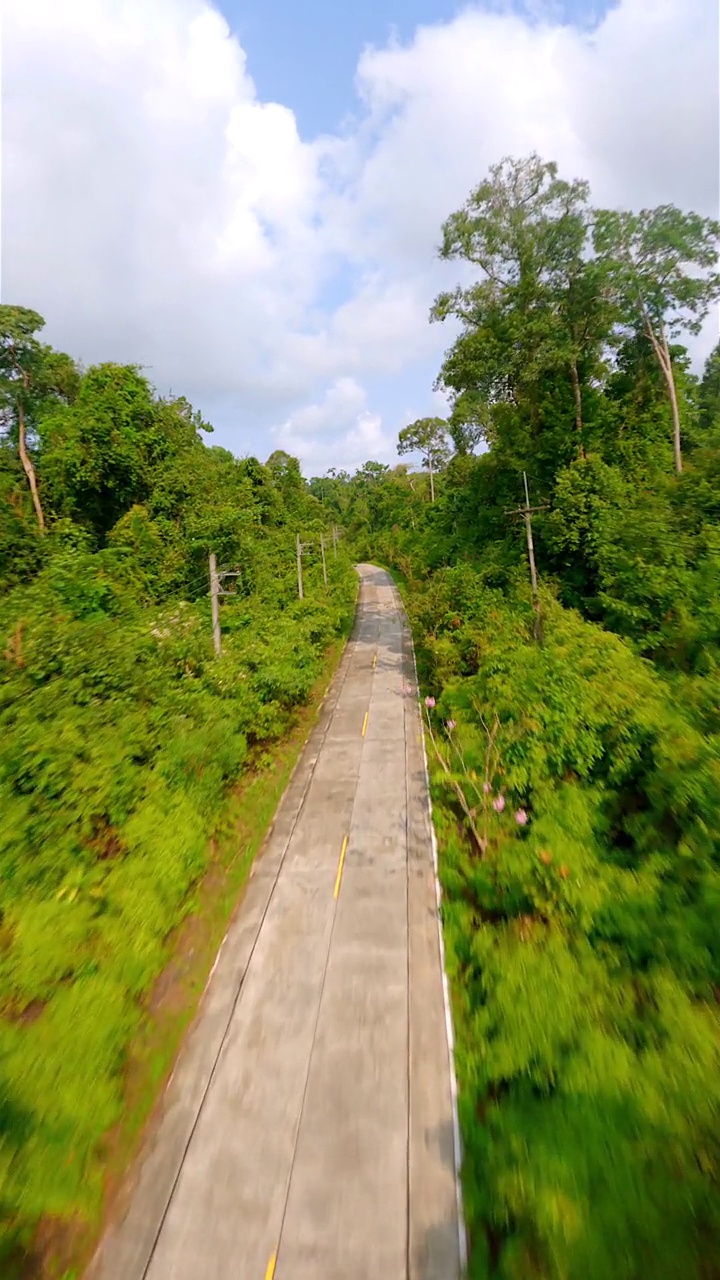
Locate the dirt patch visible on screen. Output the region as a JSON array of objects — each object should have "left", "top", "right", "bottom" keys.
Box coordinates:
[
  {"left": 86, "top": 819, "right": 126, "bottom": 863},
  {"left": 18, "top": 998, "right": 48, "bottom": 1026}
]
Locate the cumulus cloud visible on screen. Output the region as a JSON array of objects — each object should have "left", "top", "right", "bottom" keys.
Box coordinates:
[
  {"left": 273, "top": 376, "right": 398, "bottom": 474},
  {"left": 3, "top": 0, "right": 717, "bottom": 471},
  {"left": 350, "top": 0, "right": 718, "bottom": 246},
  {"left": 4, "top": 0, "right": 329, "bottom": 404}
]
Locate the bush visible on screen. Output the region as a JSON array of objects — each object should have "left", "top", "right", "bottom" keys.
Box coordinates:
[{"left": 410, "top": 569, "right": 720, "bottom": 1279}]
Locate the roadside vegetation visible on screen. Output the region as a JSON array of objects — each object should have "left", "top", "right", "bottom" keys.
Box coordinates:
[
  {"left": 0, "top": 312, "right": 356, "bottom": 1275},
  {"left": 312, "top": 156, "right": 720, "bottom": 1279}
]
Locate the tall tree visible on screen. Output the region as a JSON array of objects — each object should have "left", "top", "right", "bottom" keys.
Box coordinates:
[
  {"left": 432, "top": 155, "right": 611, "bottom": 464},
  {"left": 0, "top": 306, "right": 78, "bottom": 532},
  {"left": 593, "top": 206, "right": 720, "bottom": 473},
  {"left": 397, "top": 417, "right": 450, "bottom": 502}
]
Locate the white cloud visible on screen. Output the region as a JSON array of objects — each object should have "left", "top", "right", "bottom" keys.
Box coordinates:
[
  {"left": 3, "top": 0, "right": 717, "bottom": 472},
  {"left": 572, "top": 0, "right": 719, "bottom": 213},
  {"left": 272, "top": 376, "right": 398, "bottom": 474},
  {"left": 336, "top": 0, "right": 717, "bottom": 273}
]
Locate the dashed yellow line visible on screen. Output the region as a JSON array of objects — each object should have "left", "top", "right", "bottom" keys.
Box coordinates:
[
  {"left": 372, "top": 652, "right": 377, "bottom": 669},
  {"left": 264, "top": 1253, "right": 277, "bottom": 1280},
  {"left": 361, "top": 710, "right": 369, "bottom": 737},
  {"left": 333, "top": 835, "right": 349, "bottom": 900}
]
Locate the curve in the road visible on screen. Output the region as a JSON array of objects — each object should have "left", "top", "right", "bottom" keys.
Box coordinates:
[{"left": 88, "top": 565, "right": 465, "bottom": 1280}]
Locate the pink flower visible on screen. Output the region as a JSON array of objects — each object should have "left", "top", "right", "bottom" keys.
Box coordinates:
[
  {"left": 483, "top": 782, "right": 491, "bottom": 794},
  {"left": 446, "top": 719, "right": 456, "bottom": 732},
  {"left": 515, "top": 809, "right": 528, "bottom": 825},
  {"left": 492, "top": 794, "right": 505, "bottom": 813},
  {"left": 425, "top": 696, "right": 436, "bottom": 709}
]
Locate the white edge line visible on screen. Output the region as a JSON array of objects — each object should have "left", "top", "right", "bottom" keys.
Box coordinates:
[{"left": 407, "top": 621, "right": 468, "bottom": 1275}]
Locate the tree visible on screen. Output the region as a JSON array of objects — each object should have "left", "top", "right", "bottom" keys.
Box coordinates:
[
  {"left": 38, "top": 365, "right": 202, "bottom": 541},
  {"left": 432, "top": 156, "right": 613, "bottom": 465},
  {"left": 266, "top": 449, "right": 303, "bottom": 488},
  {"left": 0, "top": 306, "right": 78, "bottom": 532},
  {"left": 308, "top": 469, "right": 352, "bottom": 522},
  {"left": 397, "top": 418, "right": 450, "bottom": 502},
  {"left": 236, "top": 456, "right": 281, "bottom": 525},
  {"left": 354, "top": 461, "right": 390, "bottom": 485},
  {"left": 265, "top": 449, "right": 311, "bottom": 521},
  {"left": 446, "top": 396, "right": 486, "bottom": 456},
  {"left": 593, "top": 206, "right": 720, "bottom": 473}
]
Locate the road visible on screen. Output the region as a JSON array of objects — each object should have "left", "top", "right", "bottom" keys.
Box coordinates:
[{"left": 89, "top": 565, "right": 463, "bottom": 1280}]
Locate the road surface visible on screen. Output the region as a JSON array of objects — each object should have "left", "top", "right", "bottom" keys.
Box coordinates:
[{"left": 89, "top": 565, "right": 463, "bottom": 1280}]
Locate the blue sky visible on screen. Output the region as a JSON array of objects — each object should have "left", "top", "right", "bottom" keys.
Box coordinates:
[
  {"left": 6, "top": 0, "right": 716, "bottom": 475},
  {"left": 217, "top": 0, "right": 615, "bottom": 138}
]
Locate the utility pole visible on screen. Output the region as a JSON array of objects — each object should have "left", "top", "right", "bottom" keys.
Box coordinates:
[
  {"left": 209, "top": 552, "right": 221, "bottom": 656},
  {"left": 320, "top": 533, "right": 328, "bottom": 588},
  {"left": 296, "top": 533, "right": 304, "bottom": 601},
  {"left": 522, "top": 471, "right": 538, "bottom": 598},
  {"left": 505, "top": 473, "right": 548, "bottom": 641}
]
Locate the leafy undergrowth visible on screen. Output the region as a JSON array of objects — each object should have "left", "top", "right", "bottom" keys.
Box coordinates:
[
  {"left": 0, "top": 545, "right": 357, "bottom": 1275},
  {"left": 402, "top": 565, "right": 720, "bottom": 1280}
]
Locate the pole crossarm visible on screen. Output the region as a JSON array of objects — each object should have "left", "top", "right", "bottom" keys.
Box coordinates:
[
  {"left": 217, "top": 568, "right": 242, "bottom": 597},
  {"left": 504, "top": 504, "right": 549, "bottom": 517}
]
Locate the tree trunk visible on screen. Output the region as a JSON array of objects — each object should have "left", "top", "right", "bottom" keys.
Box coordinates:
[
  {"left": 428, "top": 454, "right": 435, "bottom": 503},
  {"left": 662, "top": 328, "right": 683, "bottom": 475},
  {"left": 17, "top": 401, "right": 45, "bottom": 532},
  {"left": 570, "top": 359, "right": 585, "bottom": 460},
  {"left": 645, "top": 318, "right": 682, "bottom": 474}
]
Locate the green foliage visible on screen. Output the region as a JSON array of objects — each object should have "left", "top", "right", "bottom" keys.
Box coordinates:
[
  {"left": 319, "top": 157, "right": 720, "bottom": 1280},
  {"left": 37, "top": 365, "right": 208, "bottom": 541},
  {"left": 416, "top": 583, "right": 720, "bottom": 1279},
  {"left": 593, "top": 204, "right": 720, "bottom": 341},
  {"left": 0, "top": 447, "right": 45, "bottom": 590},
  {"left": 0, "top": 545, "right": 355, "bottom": 1247},
  {"left": 397, "top": 417, "right": 451, "bottom": 497},
  {"left": 0, "top": 318, "right": 357, "bottom": 1261}
]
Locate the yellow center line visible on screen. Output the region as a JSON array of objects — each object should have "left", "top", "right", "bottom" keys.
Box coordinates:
[
  {"left": 264, "top": 1252, "right": 277, "bottom": 1280},
  {"left": 333, "top": 835, "right": 349, "bottom": 900},
  {"left": 372, "top": 652, "right": 377, "bottom": 669},
  {"left": 361, "top": 710, "right": 369, "bottom": 737}
]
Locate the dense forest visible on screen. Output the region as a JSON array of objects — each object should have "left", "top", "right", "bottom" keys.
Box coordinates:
[
  {"left": 0, "top": 309, "right": 356, "bottom": 1274},
  {"left": 311, "top": 157, "right": 720, "bottom": 1279},
  {"left": 2, "top": 151, "right": 720, "bottom": 1280}
]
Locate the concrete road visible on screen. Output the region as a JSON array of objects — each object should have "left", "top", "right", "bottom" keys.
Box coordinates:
[{"left": 89, "top": 565, "right": 463, "bottom": 1280}]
